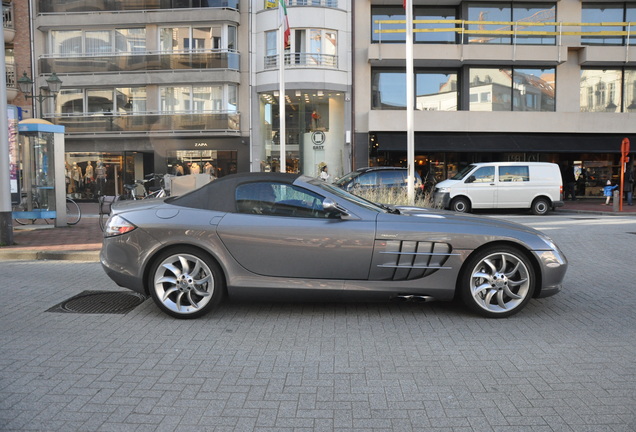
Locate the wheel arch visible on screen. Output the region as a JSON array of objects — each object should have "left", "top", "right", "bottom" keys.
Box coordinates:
[
  {"left": 454, "top": 240, "right": 543, "bottom": 299},
  {"left": 142, "top": 243, "right": 228, "bottom": 297},
  {"left": 450, "top": 195, "right": 472, "bottom": 211}
]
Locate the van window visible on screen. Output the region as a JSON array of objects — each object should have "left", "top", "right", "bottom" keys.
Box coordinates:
[
  {"left": 470, "top": 166, "right": 495, "bottom": 183},
  {"left": 499, "top": 166, "right": 529, "bottom": 182}
]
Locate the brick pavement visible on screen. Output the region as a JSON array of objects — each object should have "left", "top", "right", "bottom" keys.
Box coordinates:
[{"left": 0, "top": 205, "right": 635, "bottom": 431}]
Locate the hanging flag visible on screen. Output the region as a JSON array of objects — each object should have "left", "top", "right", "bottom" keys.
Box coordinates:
[{"left": 279, "top": 0, "right": 290, "bottom": 49}]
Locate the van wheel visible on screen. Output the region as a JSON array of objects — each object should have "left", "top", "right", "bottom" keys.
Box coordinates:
[
  {"left": 531, "top": 197, "right": 550, "bottom": 215},
  {"left": 451, "top": 197, "right": 471, "bottom": 213}
]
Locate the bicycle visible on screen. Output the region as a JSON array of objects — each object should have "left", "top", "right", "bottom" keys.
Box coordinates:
[
  {"left": 99, "top": 174, "right": 167, "bottom": 231},
  {"left": 14, "top": 196, "right": 81, "bottom": 226},
  {"left": 122, "top": 173, "right": 167, "bottom": 200},
  {"left": 98, "top": 195, "right": 119, "bottom": 231}
]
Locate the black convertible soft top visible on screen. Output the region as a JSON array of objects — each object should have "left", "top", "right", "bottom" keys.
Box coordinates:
[{"left": 168, "top": 172, "right": 302, "bottom": 212}]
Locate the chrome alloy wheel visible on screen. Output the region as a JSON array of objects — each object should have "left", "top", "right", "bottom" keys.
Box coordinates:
[
  {"left": 464, "top": 249, "right": 534, "bottom": 317},
  {"left": 151, "top": 251, "right": 219, "bottom": 317}
]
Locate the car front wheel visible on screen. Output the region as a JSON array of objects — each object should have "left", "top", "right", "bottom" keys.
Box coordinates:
[
  {"left": 460, "top": 246, "right": 535, "bottom": 318},
  {"left": 149, "top": 247, "right": 224, "bottom": 319}
]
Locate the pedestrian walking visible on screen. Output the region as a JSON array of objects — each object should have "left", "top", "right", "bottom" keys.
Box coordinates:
[
  {"left": 603, "top": 179, "right": 618, "bottom": 205},
  {"left": 561, "top": 162, "right": 577, "bottom": 201}
]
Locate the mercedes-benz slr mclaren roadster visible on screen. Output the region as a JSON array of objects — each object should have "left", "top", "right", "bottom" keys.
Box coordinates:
[{"left": 100, "top": 173, "right": 567, "bottom": 319}]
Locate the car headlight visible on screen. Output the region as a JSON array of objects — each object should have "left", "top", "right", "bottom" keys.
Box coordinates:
[
  {"left": 436, "top": 187, "right": 450, "bottom": 193},
  {"left": 538, "top": 234, "right": 567, "bottom": 265},
  {"left": 104, "top": 214, "right": 137, "bottom": 237}
]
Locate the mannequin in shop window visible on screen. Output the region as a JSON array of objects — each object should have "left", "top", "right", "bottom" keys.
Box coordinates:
[
  {"left": 95, "top": 160, "right": 107, "bottom": 196},
  {"left": 175, "top": 163, "right": 184, "bottom": 176},
  {"left": 190, "top": 162, "right": 200, "bottom": 174},
  {"left": 71, "top": 162, "right": 83, "bottom": 198}
]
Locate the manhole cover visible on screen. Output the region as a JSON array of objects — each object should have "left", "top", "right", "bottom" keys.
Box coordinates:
[{"left": 47, "top": 290, "right": 146, "bottom": 314}]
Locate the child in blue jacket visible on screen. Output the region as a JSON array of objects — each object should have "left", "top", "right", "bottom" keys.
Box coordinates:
[{"left": 603, "top": 180, "right": 618, "bottom": 205}]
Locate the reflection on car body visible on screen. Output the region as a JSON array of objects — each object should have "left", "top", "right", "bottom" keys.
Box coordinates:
[{"left": 101, "top": 172, "right": 567, "bottom": 319}]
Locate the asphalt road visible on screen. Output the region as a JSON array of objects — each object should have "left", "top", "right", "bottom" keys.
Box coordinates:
[{"left": 1, "top": 213, "right": 635, "bottom": 432}]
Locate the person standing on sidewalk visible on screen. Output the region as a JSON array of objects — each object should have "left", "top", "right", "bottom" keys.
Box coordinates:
[
  {"left": 626, "top": 162, "right": 634, "bottom": 206},
  {"left": 561, "top": 162, "right": 577, "bottom": 201}
]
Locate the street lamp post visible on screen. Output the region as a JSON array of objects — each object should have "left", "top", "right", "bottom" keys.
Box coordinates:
[{"left": 17, "top": 72, "right": 63, "bottom": 118}]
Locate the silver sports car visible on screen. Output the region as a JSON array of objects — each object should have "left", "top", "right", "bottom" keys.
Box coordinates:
[{"left": 101, "top": 173, "right": 567, "bottom": 319}]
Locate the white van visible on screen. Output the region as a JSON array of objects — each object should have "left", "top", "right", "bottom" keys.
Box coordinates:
[{"left": 433, "top": 162, "right": 564, "bottom": 215}]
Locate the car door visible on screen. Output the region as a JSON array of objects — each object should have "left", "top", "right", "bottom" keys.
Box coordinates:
[{"left": 217, "top": 181, "right": 376, "bottom": 280}]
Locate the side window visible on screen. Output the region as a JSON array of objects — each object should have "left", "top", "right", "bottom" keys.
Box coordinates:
[
  {"left": 235, "top": 182, "right": 329, "bottom": 218},
  {"left": 469, "top": 166, "right": 495, "bottom": 183},
  {"left": 499, "top": 166, "right": 529, "bottom": 182},
  {"left": 378, "top": 171, "right": 405, "bottom": 186},
  {"left": 356, "top": 172, "right": 377, "bottom": 186}
]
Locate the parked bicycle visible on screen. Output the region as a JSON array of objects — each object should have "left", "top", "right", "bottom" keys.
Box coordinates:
[
  {"left": 99, "top": 173, "right": 168, "bottom": 231},
  {"left": 14, "top": 195, "right": 81, "bottom": 226},
  {"left": 122, "top": 173, "right": 167, "bottom": 200}
]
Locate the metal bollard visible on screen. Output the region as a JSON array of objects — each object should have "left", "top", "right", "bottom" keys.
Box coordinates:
[{"left": 613, "top": 190, "right": 619, "bottom": 211}]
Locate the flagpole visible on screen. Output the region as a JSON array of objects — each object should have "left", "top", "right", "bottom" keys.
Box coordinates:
[
  {"left": 278, "top": 25, "right": 286, "bottom": 173},
  {"left": 405, "top": 0, "right": 415, "bottom": 205}
]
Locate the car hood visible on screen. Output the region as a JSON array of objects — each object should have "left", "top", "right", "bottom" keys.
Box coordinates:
[
  {"left": 392, "top": 205, "right": 546, "bottom": 240},
  {"left": 434, "top": 179, "right": 461, "bottom": 189}
]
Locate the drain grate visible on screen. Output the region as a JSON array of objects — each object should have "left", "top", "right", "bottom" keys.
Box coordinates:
[{"left": 47, "top": 290, "right": 147, "bottom": 314}]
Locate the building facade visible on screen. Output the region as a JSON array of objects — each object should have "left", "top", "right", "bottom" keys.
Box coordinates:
[
  {"left": 15, "top": 0, "right": 246, "bottom": 199},
  {"left": 6, "top": 0, "right": 353, "bottom": 200},
  {"left": 354, "top": 0, "right": 636, "bottom": 194}
]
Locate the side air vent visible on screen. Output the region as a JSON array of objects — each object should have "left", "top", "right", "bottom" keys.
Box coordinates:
[{"left": 370, "top": 240, "right": 457, "bottom": 281}]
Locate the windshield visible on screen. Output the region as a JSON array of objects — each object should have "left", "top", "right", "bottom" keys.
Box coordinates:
[
  {"left": 451, "top": 164, "right": 477, "bottom": 180},
  {"left": 333, "top": 171, "right": 360, "bottom": 186},
  {"left": 309, "top": 178, "right": 384, "bottom": 213}
]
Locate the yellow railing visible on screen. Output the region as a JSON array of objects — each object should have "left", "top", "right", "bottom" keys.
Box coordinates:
[{"left": 374, "top": 19, "right": 635, "bottom": 39}]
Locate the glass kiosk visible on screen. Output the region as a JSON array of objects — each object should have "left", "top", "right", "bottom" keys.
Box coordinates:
[{"left": 13, "top": 119, "right": 66, "bottom": 227}]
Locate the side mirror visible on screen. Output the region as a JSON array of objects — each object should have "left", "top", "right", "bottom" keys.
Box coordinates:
[
  {"left": 465, "top": 175, "right": 475, "bottom": 183},
  {"left": 323, "top": 198, "right": 350, "bottom": 217}
]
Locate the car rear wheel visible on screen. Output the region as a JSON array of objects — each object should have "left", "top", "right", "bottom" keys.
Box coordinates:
[
  {"left": 149, "top": 247, "right": 224, "bottom": 319},
  {"left": 460, "top": 246, "right": 535, "bottom": 318},
  {"left": 451, "top": 197, "right": 471, "bottom": 213},
  {"left": 531, "top": 197, "right": 550, "bottom": 215}
]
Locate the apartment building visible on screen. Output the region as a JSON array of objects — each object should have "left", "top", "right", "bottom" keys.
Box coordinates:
[
  {"left": 354, "top": 1, "right": 636, "bottom": 193},
  {"left": 12, "top": 0, "right": 245, "bottom": 199},
  {"left": 5, "top": 0, "right": 352, "bottom": 200}
]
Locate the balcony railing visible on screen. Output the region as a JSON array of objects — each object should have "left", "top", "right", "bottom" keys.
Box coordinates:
[
  {"left": 266, "top": 0, "right": 338, "bottom": 7},
  {"left": 3, "top": 3, "right": 14, "bottom": 30},
  {"left": 374, "top": 19, "right": 636, "bottom": 47},
  {"left": 39, "top": 50, "right": 240, "bottom": 74},
  {"left": 46, "top": 112, "right": 240, "bottom": 134},
  {"left": 264, "top": 52, "right": 338, "bottom": 69},
  {"left": 37, "top": 0, "right": 239, "bottom": 13},
  {"left": 5, "top": 63, "right": 17, "bottom": 89}
]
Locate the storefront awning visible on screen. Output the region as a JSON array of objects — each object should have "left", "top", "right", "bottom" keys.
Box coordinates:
[{"left": 374, "top": 132, "right": 636, "bottom": 153}]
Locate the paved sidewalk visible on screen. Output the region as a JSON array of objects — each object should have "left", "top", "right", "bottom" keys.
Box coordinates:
[{"left": 1, "top": 198, "right": 635, "bottom": 262}]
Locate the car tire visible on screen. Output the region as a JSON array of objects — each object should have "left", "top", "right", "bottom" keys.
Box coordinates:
[
  {"left": 149, "top": 247, "right": 225, "bottom": 319},
  {"left": 459, "top": 246, "right": 535, "bottom": 318},
  {"left": 451, "top": 197, "right": 471, "bottom": 213},
  {"left": 531, "top": 197, "right": 550, "bottom": 215}
]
